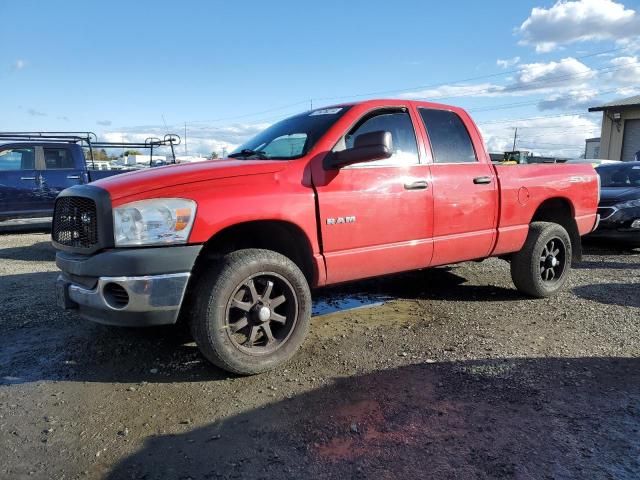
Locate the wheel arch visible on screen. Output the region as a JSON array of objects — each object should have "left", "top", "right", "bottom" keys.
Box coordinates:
[
  {"left": 193, "top": 220, "right": 316, "bottom": 286},
  {"left": 530, "top": 197, "right": 581, "bottom": 261}
]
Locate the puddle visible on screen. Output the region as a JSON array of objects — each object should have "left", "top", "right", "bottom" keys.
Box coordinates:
[{"left": 312, "top": 293, "right": 391, "bottom": 316}]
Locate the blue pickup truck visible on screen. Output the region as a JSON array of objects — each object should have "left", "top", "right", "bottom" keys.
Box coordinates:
[
  {"left": 0, "top": 141, "right": 127, "bottom": 223},
  {"left": 0, "top": 133, "right": 180, "bottom": 223}
]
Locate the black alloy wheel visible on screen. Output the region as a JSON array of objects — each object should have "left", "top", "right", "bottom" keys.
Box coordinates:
[
  {"left": 225, "top": 273, "right": 298, "bottom": 355},
  {"left": 539, "top": 237, "right": 567, "bottom": 283},
  {"left": 190, "top": 249, "right": 311, "bottom": 375}
]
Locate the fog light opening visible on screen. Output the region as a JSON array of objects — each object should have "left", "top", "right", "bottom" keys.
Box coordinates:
[{"left": 103, "top": 282, "right": 130, "bottom": 309}]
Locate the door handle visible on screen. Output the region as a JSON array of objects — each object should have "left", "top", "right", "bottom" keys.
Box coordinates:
[
  {"left": 20, "top": 176, "right": 36, "bottom": 181},
  {"left": 473, "top": 176, "right": 492, "bottom": 185},
  {"left": 404, "top": 180, "right": 429, "bottom": 190},
  {"left": 66, "top": 175, "right": 81, "bottom": 180}
]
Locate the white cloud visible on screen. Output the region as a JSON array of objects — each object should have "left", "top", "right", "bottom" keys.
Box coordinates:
[
  {"left": 27, "top": 108, "right": 46, "bottom": 117},
  {"left": 480, "top": 114, "right": 600, "bottom": 158},
  {"left": 607, "top": 55, "right": 640, "bottom": 83},
  {"left": 616, "top": 36, "right": 640, "bottom": 53},
  {"left": 514, "top": 57, "right": 594, "bottom": 88},
  {"left": 12, "top": 59, "right": 26, "bottom": 70},
  {"left": 102, "top": 122, "right": 269, "bottom": 156},
  {"left": 614, "top": 85, "right": 640, "bottom": 96},
  {"left": 400, "top": 82, "right": 506, "bottom": 100},
  {"left": 497, "top": 56, "right": 521, "bottom": 68},
  {"left": 518, "top": 0, "right": 640, "bottom": 52},
  {"left": 96, "top": 120, "right": 112, "bottom": 126},
  {"left": 401, "top": 57, "right": 594, "bottom": 101},
  {"left": 537, "top": 88, "right": 599, "bottom": 110}
]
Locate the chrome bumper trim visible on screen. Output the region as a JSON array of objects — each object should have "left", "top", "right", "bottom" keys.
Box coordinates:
[{"left": 64, "top": 272, "right": 190, "bottom": 323}]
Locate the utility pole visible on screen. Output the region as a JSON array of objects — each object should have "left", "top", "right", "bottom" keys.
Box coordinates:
[
  {"left": 310, "top": 99, "right": 313, "bottom": 110},
  {"left": 511, "top": 127, "right": 518, "bottom": 152}
]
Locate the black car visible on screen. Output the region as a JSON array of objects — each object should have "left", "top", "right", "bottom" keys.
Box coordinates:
[{"left": 587, "top": 161, "right": 640, "bottom": 247}]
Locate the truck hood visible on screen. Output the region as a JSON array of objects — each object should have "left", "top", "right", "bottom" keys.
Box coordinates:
[
  {"left": 599, "top": 186, "right": 640, "bottom": 206},
  {"left": 92, "top": 159, "right": 288, "bottom": 200}
]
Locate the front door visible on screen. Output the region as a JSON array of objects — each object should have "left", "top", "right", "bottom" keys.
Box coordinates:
[
  {"left": 0, "top": 145, "right": 41, "bottom": 218},
  {"left": 313, "top": 107, "right": 433, "bottom": 284},
  {"left": 417, "top": 107, "right": 498, "bottom": 266}
]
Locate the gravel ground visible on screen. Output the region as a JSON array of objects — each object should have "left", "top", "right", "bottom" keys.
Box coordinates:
[{"left": 1, "top": 231, "right": 639, "bottom": 480}]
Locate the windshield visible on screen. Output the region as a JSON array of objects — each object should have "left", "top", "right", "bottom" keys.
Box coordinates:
[
  {"left": 229, "top": 106, "right": 351, "bottom": 160},
  {"left": 596, "top": 163, "right": 640, "bottom": 188}
]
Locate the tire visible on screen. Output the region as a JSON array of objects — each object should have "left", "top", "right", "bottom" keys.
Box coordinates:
[
  {"left": 190, "top": 248, "right": 311, "bottom": 375},
  {"left": 510, "top": 221, "right": 572, "bottom": 298}
]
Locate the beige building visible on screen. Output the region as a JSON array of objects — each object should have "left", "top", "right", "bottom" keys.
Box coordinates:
[{"left": 589, "top": 95, "right": 640, "bottom": 161}]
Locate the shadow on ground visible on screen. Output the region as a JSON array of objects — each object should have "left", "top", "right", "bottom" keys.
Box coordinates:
[
  {"left": 1, "top": 241, "right": 635, "bottom": 387},
  {"left": 105, "top": 357, "right": 640, "bottom": 480},
  {"left": 576, "top": 260, "right": 640, "bottom": 270},
  {"left": 315, "top": 266, "right": 525, "bottom": 307},
  {"left": 582, "top": 242, "right": 640, "bottom": 256},
  {"left": 0, "top": 240, "right": 55, "bottom": 261},
  {"left": 0, "top": 224, "right": 50, "bottom": 235},
  {"left": 0, "top": 265, "right": 525, "bottom": 386},
  {"left": 573, "top": 283, "right": 640, "bottom": 308}
]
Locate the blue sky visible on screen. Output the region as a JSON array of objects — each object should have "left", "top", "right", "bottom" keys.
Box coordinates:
[{"left": 2, "top": 0, "right": 640, "bottom": 157}]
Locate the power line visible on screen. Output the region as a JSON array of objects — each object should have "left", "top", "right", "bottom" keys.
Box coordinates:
[
  {"left": 477, "top": 111, "right": 591, "bottom": 125},
  {"left": 184, "top": 100, "right": 310, "bottom": 125},
  {"left": 312, "top": 45, "right": 634, "bottom": 102},
  {"left": 412, "top": 60, "right": 640, "bottom": 102},
  {"left": 521, "top": 129, "right": 600, "bottom": 139},
  {"left": 160, "top": 45, "right": 637, "bottom": 127},
  {"left": 517, "top": 141, "right": 588, "bottom": 147},
  {"left": 518, "top": 145, "right": 584, "bottom": 151}
]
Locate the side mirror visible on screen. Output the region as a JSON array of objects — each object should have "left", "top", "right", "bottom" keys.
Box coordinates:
[{"left": 324, "top": 130, "right": 393, "bottom": 169}]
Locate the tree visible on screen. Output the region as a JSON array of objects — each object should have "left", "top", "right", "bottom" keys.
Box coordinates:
[
  {"left": 123, "top": 149, "right": 142, "bottom": 157},
  {"left": 84, "top": 148, "right": 110, "bottom": 161},
  {"left": 209, "top": 151, "right": 219, "bottom": 159}
]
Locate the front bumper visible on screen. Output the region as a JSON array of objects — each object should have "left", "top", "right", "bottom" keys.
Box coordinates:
[
  {"left": 585, "top": 206, "right": 640, "bottom": 246},
  {"left": 56, "top": 245, "right": 202, "bottom": 326},
  {"left": 585, "top": 227, "right": 640, "bottom": 246}
]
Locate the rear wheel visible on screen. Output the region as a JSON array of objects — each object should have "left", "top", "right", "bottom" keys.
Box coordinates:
[
  {"left": 510, "top": 222, "right": 572, "bottom": 298},
  {"left": 190, "top": 249, "right": 311, "bottom": 375}
]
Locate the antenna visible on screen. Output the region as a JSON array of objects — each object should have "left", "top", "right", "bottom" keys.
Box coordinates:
[{"left": 184, "top": 122, "right": 187, "bottom": 155}]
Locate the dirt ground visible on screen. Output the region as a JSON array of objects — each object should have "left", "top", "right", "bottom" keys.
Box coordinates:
[{"left": 1, "top": 231, "right": 639, "bottom": 479}]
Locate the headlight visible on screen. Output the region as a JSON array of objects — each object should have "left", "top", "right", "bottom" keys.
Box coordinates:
[
  {"left": 113, "top": 198, "right": 196, "bottom": 246},
  {"left": 616, "top": 199, "right": 640, "bottom": 209}
]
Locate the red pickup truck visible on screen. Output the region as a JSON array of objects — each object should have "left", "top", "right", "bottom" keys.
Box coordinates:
[{"left": 53, "top": 99, "right": 599, "bottom": 374}]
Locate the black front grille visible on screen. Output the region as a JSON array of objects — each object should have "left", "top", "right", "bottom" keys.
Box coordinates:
[{"left": 52, "top": 196, "right": 99, "bottom": 249}]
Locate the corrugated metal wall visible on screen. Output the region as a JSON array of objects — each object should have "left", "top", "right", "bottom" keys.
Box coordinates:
[{"left": 622, "top": 119, "right": 640, "bottom": 161}]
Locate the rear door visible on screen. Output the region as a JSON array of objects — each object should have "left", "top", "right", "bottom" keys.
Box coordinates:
[
  {"left": 0, "top": 145, "right": 40, "bottom": 218},
  {"left": 39, "top": 146, "right": 84, "bottom": 210},
  {"left": 417, "top": 107, "right": 498, "bottom": 265},
  {"left": 314, "top": 107, "right": 434, "bottom": 284}
]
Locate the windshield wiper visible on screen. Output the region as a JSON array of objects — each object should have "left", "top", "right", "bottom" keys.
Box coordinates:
[{"left": 228, "top": 149, "right": 269, "bottom": 159}]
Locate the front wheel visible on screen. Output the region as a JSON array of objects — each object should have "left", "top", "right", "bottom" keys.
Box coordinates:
[
  {"left": 510, "top": 222, "right": 572, "bottom": 298},
  {"left": 190, "top": 249, "right": 311, "bottom": 375}
]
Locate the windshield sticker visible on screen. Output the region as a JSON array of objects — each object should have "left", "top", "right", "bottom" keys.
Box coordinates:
[{"left": 310, "top": 108, "right": 343, "bottom": 116}]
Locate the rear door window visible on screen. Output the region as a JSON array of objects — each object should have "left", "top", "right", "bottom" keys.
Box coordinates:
[
  {"left": 0, "top": 147, "right": 36, "bottom": 170},
  {"left": 419, "top": 109, "right": 478, "bottom": 163},
  {"left": 43, "top": 148, "right": 75, "bottom": 169}
]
